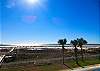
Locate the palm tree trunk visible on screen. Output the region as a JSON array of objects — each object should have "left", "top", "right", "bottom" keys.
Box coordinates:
[
  {"left": 62, "top": 45, "right": 64, "bottom": 64},
  {"left": 62, "top": 45, "right": 73, "bottom": 69},
  {"left": 74, "top": 47, "right": 79, "bottom": 65},
  {"left": 80, "top": 47, "right": 84, "bottom": 61},
  {"left": 74, "top": 47, "right": 84, "bottom": 67}
]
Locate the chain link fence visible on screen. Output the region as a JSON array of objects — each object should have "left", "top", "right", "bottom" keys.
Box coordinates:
[{"left": 0, "top": 45, "right": 100, "bottom": 69}]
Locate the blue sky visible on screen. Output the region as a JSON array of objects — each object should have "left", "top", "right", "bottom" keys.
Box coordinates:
[{"left": 0, "top": 0, "right": 100, "bottom": 44}]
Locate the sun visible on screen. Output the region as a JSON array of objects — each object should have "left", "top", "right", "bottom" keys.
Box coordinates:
[
  {"left": 21, "top": 0, "right": 45, "bottom": 9},
  {"left": 26, "top": 0, "right": 39, "bottom": 4}
]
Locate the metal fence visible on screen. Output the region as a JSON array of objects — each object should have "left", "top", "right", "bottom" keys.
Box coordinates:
[{"left": 0, "top": 45, "right": 100, "bottom": 68}]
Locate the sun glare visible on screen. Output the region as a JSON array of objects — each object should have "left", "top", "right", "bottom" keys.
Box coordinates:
[
  {"left": 20, "top": 0, "right": 47, "bottom": 9},
  {"left": 26, "top": 0, "right": 39, "bottom": 4}
]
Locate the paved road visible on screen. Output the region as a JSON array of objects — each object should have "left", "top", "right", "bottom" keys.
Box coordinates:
[{"left": 59, "top": 64, "right": 100, "bottom": 71}]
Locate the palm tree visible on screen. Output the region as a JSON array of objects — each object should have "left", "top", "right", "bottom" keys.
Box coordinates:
[
  {"left": 77, "top": 38, "right": 87, "bottom": 61},
  {"left": 58, "top": 38, "right": 67, "bottom": 64},
  {"left": 70, "top": 40, "right": 80, "bottom": 66},
  {"left": 58, "top": 39, "right": 73, "bottom": 69}
]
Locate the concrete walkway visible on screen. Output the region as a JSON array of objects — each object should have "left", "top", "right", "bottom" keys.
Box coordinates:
[{"left": 60, "top": 64, "right": 100, "bottom": 71}]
